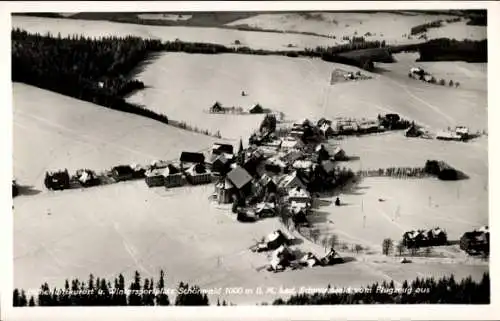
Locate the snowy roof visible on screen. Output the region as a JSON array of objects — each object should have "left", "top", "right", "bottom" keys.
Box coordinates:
[
  {"left": 185, "top": 163, "right": 207, "bottom": 176},
  {"left": 288, "top": 187, "right": 310, "bottom": 198},
  {"left": 293, "top": 160, "right": 314, "bottom": 170},
  {"left": 256, "top": 202, "right": 275, "bottom": 213}
]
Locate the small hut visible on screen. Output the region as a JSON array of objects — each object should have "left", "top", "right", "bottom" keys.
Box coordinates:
[
  {"left": 333, "top": 146, "right": 347, "bottom": 161},
  {"left": 211, "top": 143, "right": 234, "bottom": 156},
  {"left": 210, "top": 101, "right": 224, "bottom": 113}
]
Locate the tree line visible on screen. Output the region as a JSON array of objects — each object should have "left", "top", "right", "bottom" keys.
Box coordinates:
[
  {"left": 13, "top": 269, "right": 488, "bottom": 306},
  {"left": 13, "top": 270, "right": 208, "bottom": 307},
  {"left": 417, "top": 38, "right": 487, "bottom": 62},
  {"left": 273, "top": 272, "right": 489, "bottom": 305}
]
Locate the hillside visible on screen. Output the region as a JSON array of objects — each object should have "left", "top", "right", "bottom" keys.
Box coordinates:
[
  {"left": 127, "top": 52, "right": 487, "bottom": 140},
  {"left": 13, "top": 83, "right": 228, "bottom": 190}
]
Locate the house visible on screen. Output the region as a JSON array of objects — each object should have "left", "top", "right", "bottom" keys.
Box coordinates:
[
  {"left": 215, "top": 178, "right": 235, "bottom": 204},
  {"left": 319, "top": 123, "right": 335, "bottom": 138},
  {"left": 333, "top": 146, "right": 347, "bottom": 161},
  {"left": 111, "top": 165, "right": 136, "bottom": 182},
  {"left": 255, "top": 202, "right": 276, "bottom": 218},
  {"left": 321, "top": 160, "right": 335, "bottom": 175},
  {"left": 180, "top": 152, "right": 205, "bottom": 170},
  {"left": 211, "top": 153, "right": 232, "bottom": 176},
  {"left": 281, "top": 138, "right": 303, "bottom": 151},
  {"left": 162, "top": 164, "right": 183, "bottom": 187},
  {"left": 211, "top": 143, "right": 234, "bottom": 156},
  {"left": 436, "top": 130, "right": 462, "bottom": 141},
  {"left": 424, "top": 160, "right": 460, "bottom": 181},
  {"left": 185, "top": 163, "right": 211, "bottom": 185},
  {"left": 275, "top": 171, "right": 307, "bottom": 192},
  {"left": 315, "top": 144, "right": 330, "bottom": 162},
  {"left": 44, "top": 169, "right": 71, "bottom": 190},
  {"left": 210, "top": 101, "right": 224, "bottom": 113},
  {"left": 227, "top": 166, "right": 253, "bottom": 195},
  {"left": 405, "top": 124, "right": 422, "bottom": 137},
  {"left": 265, "top": 157, "right": 287, "bottom": 174},
  {"left": 75, "top": 169, "right": 99, "bottom": 187},
  {"left": 249, "top": 103, "right": 264, "bottom": 114},
  {"left": 259, "top": 173, "right": 277, "bottom": 194}
]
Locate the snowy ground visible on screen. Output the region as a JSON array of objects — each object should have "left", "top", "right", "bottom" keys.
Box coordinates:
[
  {"left": 13, "top": 83, "right": 232, "bottom": 190},
  {"left": 11, "top": 15, "right": 339, "bottom": 51},
  {"left": 14, "top": 179, "right": 488, "bottom": 305},
  {"left": 226, "top": 12, "right": 486, "bottom": 43},
  {"left": 128, "top": 52, "right": 487, "bottom": 140}
]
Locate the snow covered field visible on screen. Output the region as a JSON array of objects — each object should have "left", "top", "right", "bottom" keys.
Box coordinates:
[
  {"left": 227, "top": 12, "right": 486, "bottom": 43},
  {"left": 128, "top": 52, "right": 487, "bottom": 140},
  {"left": 13, "top": 83, "right": 230, "bottom": 190},
  {"left": 11, "top": 15, "right": 338, "bottom": 51}
]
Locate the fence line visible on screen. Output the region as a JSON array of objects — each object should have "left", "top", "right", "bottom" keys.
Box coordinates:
[{"left": 356, "top": 167, "right": 431, "bottom": 179}]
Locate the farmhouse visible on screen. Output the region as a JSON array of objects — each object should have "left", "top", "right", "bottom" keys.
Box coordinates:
[{"left": 210, "top": 153, "right": 233, "bottom": 176}]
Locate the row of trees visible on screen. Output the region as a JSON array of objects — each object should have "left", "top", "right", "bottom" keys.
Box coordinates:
[
  {"left": 13, "top": 269, "right": 489, "bottom": 306},
  {"left": 273, "top": 272, "right": 490, "bottom": 304},
  {"left": 13, "top": 270, "right": 209, "bottom": 307}
]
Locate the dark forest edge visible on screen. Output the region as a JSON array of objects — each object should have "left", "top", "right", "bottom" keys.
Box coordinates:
[
  {"left": 13, "top": 270, "right": 489, "bottom": 306},
  {"left": 12, "top": 29, "right": 486, "bottom": 137}
]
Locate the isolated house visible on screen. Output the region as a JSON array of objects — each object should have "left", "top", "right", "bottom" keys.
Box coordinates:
[
  {"left": 210, "top": 101, "right": 223, "bottom": 113},
  {"left": 249, "top": 103, "right": 264, "bottom": 114},
  {"left": 227, "top": 166, "right": 253, "bottom": 196},
  {"left": 44, "top": 169, "right": 71, "bottom": 190},
  {"left": 332, "top": 146, "right": 347, "bottom": 161},
  {"left": 180, "top": 152, "right": 205, "bottom": 170}
]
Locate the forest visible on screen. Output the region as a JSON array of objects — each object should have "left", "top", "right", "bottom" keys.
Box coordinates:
[
  {"left": 12, "top": 28, "right": 170, "bottom": 125},
  {"left": 273, "top": 272, "right": 490, "bottom": 305},
  {"left": 13, "top": 270, "right": 489, "bottom": 306},
  {"left": 417, "top": 38, "right": 487, "bottom": 62}
]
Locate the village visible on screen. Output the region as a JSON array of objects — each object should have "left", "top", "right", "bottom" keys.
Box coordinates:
[{"left": 20, "top": 109, "right": 488, "bottom": 275}]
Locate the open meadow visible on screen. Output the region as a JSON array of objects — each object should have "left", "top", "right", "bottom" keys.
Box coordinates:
[
  {"left": 127, "top": 52, "right": 487, "bottom": 140},
  {"left": 226, "top": 11, "right": 486, "bottom": 43}
]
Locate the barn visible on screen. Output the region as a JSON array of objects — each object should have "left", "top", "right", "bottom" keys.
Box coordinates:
[
  {"left": 111, "top": 165, "right": 136, "bottom": 182},
  {"left": 185, "top": 163, "right": 211, "bottom": 185}
]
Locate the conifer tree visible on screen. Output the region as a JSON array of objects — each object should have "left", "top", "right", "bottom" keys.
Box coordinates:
[{"left": 156, "top": 270, "right": 170, "bottom": 306}]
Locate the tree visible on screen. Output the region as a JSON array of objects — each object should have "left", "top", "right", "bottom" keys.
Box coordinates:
[
  {"left": 438, "top": 79, "right": 446, "bottom": 86},
  {"left": 424, "top": 246, "right": 433, "bottom": 257},
  {"left": 329, "top": 234, "right": 339, "bottom": 249},
  {"left": 449, "top": 79, "right": 454, "bottom": 87},
  {"left": 382, "top": 238, "right": 393, "bottom": 255},
  {"left": 128, "top": 271, "right": 142, "bottom": 306},
  {"left": 455, "top": 81, "right": 460, "bottom": 88},
  {"left": 354, "top": 244, "right": 363, "bottom": 254},
  {"left": 396, "top": 241, "right": 405, "bottom": 256},
  {"left": 13, "top": 288, "right": 20, "bottom": 307},
  {"left": 28, "top": 296, "right": 36, "bottom": 307},
  {"left": 156, "top": 270, "right": 170, "bottom": 306}
]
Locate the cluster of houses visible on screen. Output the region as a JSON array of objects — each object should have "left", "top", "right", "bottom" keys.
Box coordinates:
[
  {"left": 250, "top": 230, "right": 341, "bottom": 272},
  {"left": 209, "top": 101, "right": 267, "bottom": 114},
  {"left": 402, "top": 227, "right": 448, "bottom": 249}
]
